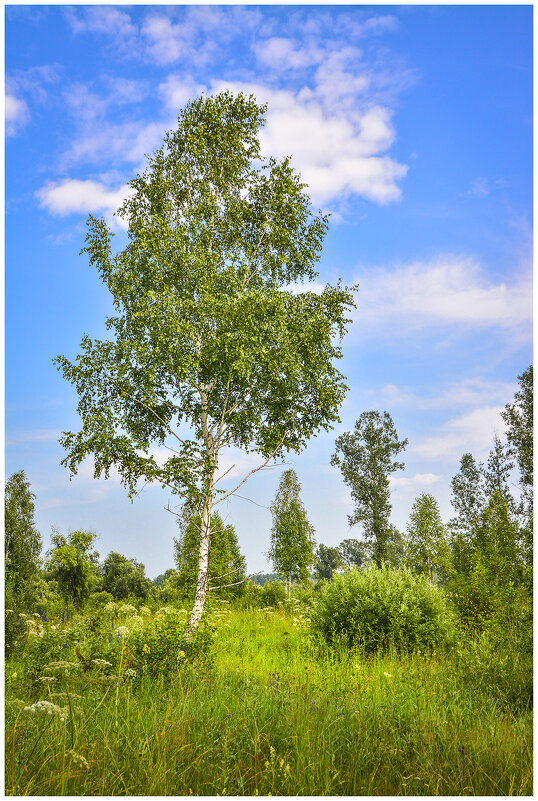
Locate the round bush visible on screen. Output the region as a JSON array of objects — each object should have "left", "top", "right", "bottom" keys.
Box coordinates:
[{"left": 310, "top": 564, "right": 455, "bottom": 654}]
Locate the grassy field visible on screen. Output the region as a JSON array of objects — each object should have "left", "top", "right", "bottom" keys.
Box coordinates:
[{"left": 5, "top": 602, "right": 533, "bottom": 796}]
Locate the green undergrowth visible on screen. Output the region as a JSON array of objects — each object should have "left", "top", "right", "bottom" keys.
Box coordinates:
[{"left": 5, "top": 606, "right": 532, "bottom": 795}]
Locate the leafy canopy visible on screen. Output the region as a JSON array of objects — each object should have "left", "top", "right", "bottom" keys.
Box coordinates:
[
  {"left": 55, "top": 91, "right": 356, "bottom": 514},
  {"left": 331, "top": 411, "right": 407, "bottom": 566},
  {"left": 268, "top": 469, "right": 315, "bottom": 586}
]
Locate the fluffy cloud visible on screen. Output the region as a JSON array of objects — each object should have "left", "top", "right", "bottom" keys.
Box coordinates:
[
  {"left": 36, "top": 179, "right": 133, "bottom": 225},
  {"left": 212, "top": 80, "right": 407, "bottom": 206},
  {"left": 5, "top": 93, "right": 30, "bottom": 136},
  {"left": 65, "top": 6, "right": 137, "bottom": 38},
  {"left": 354, "top": 255, "right": 532, "bottom": 339},
  {"left": 255, "top": 37, "right": 323, "bottom": 70},
  {"left": 411, "top": 406, "right": 507, "bottom": 462}
]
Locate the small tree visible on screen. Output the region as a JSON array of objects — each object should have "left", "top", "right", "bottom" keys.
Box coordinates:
[
  {"left": 55, "top": 91, "right": 355, "bottom": 632},
  {"left": 5, "top": 470, "right": 42, "bottom": 612},
  {"left": 46, "top": 529, "right": 100, "bottom": 610},
  {"left": 102, "top": 551, "right": 152, "bottom": 600},
  {"left": 175, "top": 509, "right": 246, "bottom": 601},
  {"left": 338, "top": 537, "right": 369, "bottom": 569},
  {"left": 331, "top": 411, "right": 407, "bottom": 566},
  {"left": 404, "top": 493, "right": 451, "bottom": 583},
  {"left": 448, "top": 453, "right": 486, "bottom": 574},
  {"left": 268, "top": 469, "right": 315, "bottom": 597},
  {"left": 314, "top": 543, "right": 342, "bottom": 580}
]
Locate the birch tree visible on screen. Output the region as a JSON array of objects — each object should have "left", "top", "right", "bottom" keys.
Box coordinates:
[{"left": 55, "top": 91, "right": 355, "bottom": 632}]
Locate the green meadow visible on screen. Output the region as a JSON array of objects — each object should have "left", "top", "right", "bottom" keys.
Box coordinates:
[{"left": 5, "top": 597, "right": 532, "bottom": 796}]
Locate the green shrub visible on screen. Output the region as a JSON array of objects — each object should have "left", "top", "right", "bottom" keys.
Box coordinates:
[
  {"left": 260, "top": 580, "right": 287, "bottom": 608},
  {"left": 126, "top": 609, "right": 214, "bottom": 678},
  {"left": 311, "top": 564, "right": 456, "bottom": 654}
]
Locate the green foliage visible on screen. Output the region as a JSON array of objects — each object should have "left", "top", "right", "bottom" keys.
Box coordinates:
[
  {"left": 501, "top": 365, "right": 533, "bottom": 494},
  {"left": 314, "top": 543, "right": 342, "bottom": 580},
  {"left": 46, "top": 530, "right": 101, "bottom": 610},
  {"left": 174, "top": 510, "right": 246, "bottom": 601},
  {"left": 405, "top": 493, "right": 452, "bottom": 582},
  {"left": 338, "top": 537, "right": 368, "bottom": 568},
  {"left": 260, "top": 580, "right": 287, "bottom": 608},
  {"left": 268, "top": 469, "right": 315, "bottom": 594},
  {"left": 5, "top": 470, "right": 42, "bottom": 651},
  {"left": 311, "top": 565, "right": 456, "bottom": 654},
  {"left": 102, "top": 551, "right": 152, "bottom": 600},
  {"left": 331, "top": 411, "right": 407, "bottom": 566},
  {"left": 54, "top": 90, "right": 355, "bottom": 627},
  {"left": 127, "top": 609, "right": 214, "bottom": 678}
]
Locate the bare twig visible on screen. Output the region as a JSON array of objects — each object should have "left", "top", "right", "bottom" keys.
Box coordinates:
[
  {"left": 207, "top": 571, "right": 263, "bottom": 590},
  {"left": 213, "top": 433, "right": 287, "bottom": 506}
]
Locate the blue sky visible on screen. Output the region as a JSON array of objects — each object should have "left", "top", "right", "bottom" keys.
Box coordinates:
[{"left": 6, "top": 4, "right": 532, "bottom": 579}]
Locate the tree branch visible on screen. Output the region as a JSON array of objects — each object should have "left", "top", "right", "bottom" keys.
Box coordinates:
[
  {"left": 213, "top": 433, "right": 288, "bottom": 506},
  {"left": 207, "top": 570, "right": 263, "bottom": 590}
]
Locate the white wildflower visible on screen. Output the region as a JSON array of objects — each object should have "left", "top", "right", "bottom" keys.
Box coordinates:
[
  {"left": 38, "top": 676, "right": 57, "bottom": 683},
  {"left": 66, "top": 749, "right": 89, "bottom": 769},
  {"left": 117, "top": 603, "right": 137, "bottom": 618},
  {"left": 139, "top": 606, "right": 151, "bottom": 617},
  {"left": 115, "top": 626, "right": 129, "bottom": 638},
  {"left": 91, "top": 659, "right": 112, "bottom": 668},
  {"left": 104, "top": 601, "right": 118, "bottom": 615},
  {"left": 123, "top": 668, "right": 137, "bottom": 679},
  {"left": 23, "top": 700, "right": 68, "bottom": 721}
]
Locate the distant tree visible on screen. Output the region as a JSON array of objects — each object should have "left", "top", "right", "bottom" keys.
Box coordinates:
[
  {"left": 405, "top": 494, "right": 452, "bottom": 582},
  {"left": 338, "top": 537, "right": 369, "bottom": 569},
  {"left": 251, "top": 573, "right": 281, "bottom": 587},
  {"left": 153, "top": 568, "right": 176, "bottom": 587},
  {"left": 385, "top": 525, "right": 405, "bottom": 568},
  {"left": 102, "top": 551, "right": 152, "bottom": 600},
  {"left": 483, "top": 435, "right": 515, "bottom": 506},
  {"left": 46, "top": 529, "right": 100, "bottom": 610},
  {"left": 5, "top": 470, "right": 42, "bottom": 612},
  {"left": 501, "top": 365, "right": 533, "bottom": 564},
  {"left": 331, "top": 411, "right": 407, "bottom": 566},
  {"left": 501, "top": 365, "right": 533, "bottom": 496},
  {"left": 448, "top": 453, "right": 486, "bottom": 574},
  {"left": 175, "top": 509, "right": 246, "bottom": 601},
  {"left": 54, "top": 91, "right": 356, "bottom": 633},
  {"left": 314, "top": 543, "right": 343, "bottom": 580},
  {"left": 474, "top": 491, "right": 522, "bottom": 586},
  {"left": 268, "top": 469, "right": 315, "bottom": 597}
]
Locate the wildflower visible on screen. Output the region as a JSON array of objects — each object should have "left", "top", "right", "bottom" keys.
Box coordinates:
[
  {"left": 124, "top": 668, "right": 137, "bottom": 679},
  {"left": 91, "top": 659, "right": 112, "bottom": 669},
  {"left": 23, "top": 700, "right": 68, "bottom": 722},
  {"left": 11, "top": 672, "right": 17, "bottom": 679},
  {"left": 66, "top": 749, "right": 89, "bottom": 769},
  {"left": 142, "top": 644, "right": 151, "bottom": 654},
  {"left": 139, "top": 606, "right": 151, "bottom": 617},
  {"left": 45, "top": 661, "right": 80, "bottom": 676},
  {"left": 115, "top": 626, "right": 129, "bottom": 638},
  {"left": 117, "top": 603, "right": 137, "bottom": 618},
  {"left": 39, "top": 676, "right": 58, "bottom": 683},
  {"left": 383, "top": 672, "right": 392, "bottom": 678},
  {"left": 178, "top": 650, "right": 186, "bottom": 660}
]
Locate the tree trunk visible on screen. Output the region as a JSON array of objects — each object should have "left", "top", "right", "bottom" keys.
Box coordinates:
[{"left": 186, "top": 487, "right": 213, "bottom": 635}]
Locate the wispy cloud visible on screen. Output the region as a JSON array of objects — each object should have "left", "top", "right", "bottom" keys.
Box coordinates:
[
  {"left": 379, "top": 377, "right": 518, "bottom": 411},
  {"left": 353, "top": 255, "right": 532, "bottom": 340},
  {"left": 390, "top": 472, "right": 441, "bottom": 489},
  {"left": 411, "top": 405, "right": 506, "bottom": 462},
  {"left": 7, "top": 429, "right": 62, "bottom": 447}
]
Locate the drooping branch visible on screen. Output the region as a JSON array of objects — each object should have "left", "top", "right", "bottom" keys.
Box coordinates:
[{"left": 207, "top": 570, "right": 263, "bottom": 590}]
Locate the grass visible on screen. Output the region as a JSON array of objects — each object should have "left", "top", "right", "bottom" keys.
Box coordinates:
[{"left": 5, "top": 604, "right": 533, "bottom": 795}]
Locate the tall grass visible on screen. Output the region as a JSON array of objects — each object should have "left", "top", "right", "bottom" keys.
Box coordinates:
[{"left": 5, "top": 606, "right": 532, "bottom": 795}]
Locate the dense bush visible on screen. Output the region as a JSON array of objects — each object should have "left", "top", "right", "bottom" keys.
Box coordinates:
[{"left": 311, "top": 564, "right": 456, "bottom": 653}]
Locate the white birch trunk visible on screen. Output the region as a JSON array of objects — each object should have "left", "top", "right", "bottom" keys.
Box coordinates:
[{"left": 186, "top": 486, "right": 213, "bottom": 634}]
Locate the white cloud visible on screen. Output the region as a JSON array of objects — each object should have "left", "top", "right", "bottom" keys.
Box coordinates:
[
  {"left": 7, "top": 429, "right": 61, "bottom": 447},
  {"left": 212, "top": 80, "right": 407, "bottom": 206},
  {"left": 255, "top": 37, "right": 323, "bottom": 70},
  {"left": 379, "top": 377, "right": 519, "bottom": 411},
  {"left": 354, "top": 255, "right": 532, "bottom": 339},
  {"left": 60, "top": 119, "right": 168, "bottom": 170},
  {"left": 390, "top": 472, "right": 441, "bottom": 489},
  {"left": 411, "top": 406, "right": 507, "bottom": 462},
  {"left": 65, "top": 6, "right": 137, "bottom": 38},
  {"left": 36, "top": 179, "right": 133, "bottom": 227},
  {"left": 158, "top": 74, "right": 206, "bottom": 112},
  {"left": 5, "top": 94, "right": 30, "bottom": 136}
]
